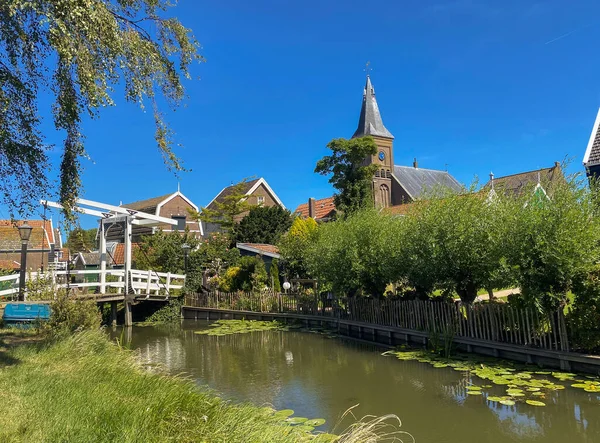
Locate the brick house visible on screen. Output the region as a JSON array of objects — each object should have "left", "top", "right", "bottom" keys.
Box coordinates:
[
  {"left": 103, "top": 190, "right": 203, "bottom": 243},
  {"left": 203, "top": 177, "right": 286, "bottom": 233},
  {"left": 0, "top": 220, "right": 64, "bottom": 271}
]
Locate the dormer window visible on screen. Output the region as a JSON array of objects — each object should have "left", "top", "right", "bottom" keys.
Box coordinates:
[{"left": 257, "top": 196, "right": 265, "bottom": 205}]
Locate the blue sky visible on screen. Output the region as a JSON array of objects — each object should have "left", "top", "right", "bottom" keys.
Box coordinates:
[{"left": 7, "top": 0, "right": 600, "bottom": 230}]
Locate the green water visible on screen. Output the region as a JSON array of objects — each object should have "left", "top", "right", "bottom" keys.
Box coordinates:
[{"left": 112, "top": 321, "right": 600, "bottom": 442}]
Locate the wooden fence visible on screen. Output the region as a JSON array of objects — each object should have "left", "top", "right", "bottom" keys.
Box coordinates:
[{"left": 184, "top": 292, "right": 570, "bottom": 352}]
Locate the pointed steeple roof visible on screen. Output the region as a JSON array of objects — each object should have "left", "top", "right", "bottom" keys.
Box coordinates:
[{"left": 352, "top": 76, "right": 394, "bottom": 139}]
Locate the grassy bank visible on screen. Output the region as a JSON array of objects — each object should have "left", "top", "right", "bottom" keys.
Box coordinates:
[{"left": 0, "top": 330, "right": 342, "bottom": 443}]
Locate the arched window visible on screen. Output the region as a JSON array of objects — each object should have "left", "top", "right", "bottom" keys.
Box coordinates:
[
  {"left": 379, "top": 184, "right": 390, "bottom": 208},
  {"left": 375, "top": 169, "right": 380, "bottom": 177},
  {"left": 381, "top": 168, "right": 385, "bottom": 178}
]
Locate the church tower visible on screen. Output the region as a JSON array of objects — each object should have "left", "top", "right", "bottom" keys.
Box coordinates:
[{"left": 351, "top": 76, "right": 395, "bottom": 208}]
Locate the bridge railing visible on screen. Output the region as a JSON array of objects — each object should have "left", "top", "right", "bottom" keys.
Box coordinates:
[{"left": 0, "top": 269, "right": 186, "bottom": 301}]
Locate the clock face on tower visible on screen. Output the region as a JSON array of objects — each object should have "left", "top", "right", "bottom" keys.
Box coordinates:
[{"left": 378, "top": 151, "right": 385, "bottom": 161}]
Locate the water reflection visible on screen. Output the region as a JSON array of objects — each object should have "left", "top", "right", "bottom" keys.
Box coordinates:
[{"left": 110, "top": 322, "right": 600, "bottom": 443}]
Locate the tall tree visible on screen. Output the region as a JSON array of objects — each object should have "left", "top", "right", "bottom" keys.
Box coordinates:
[
  {"left": 193, "top": 178, "right": 253, "bottom": 232},
  {"left": 0, "top": 1, "right": 202, "bottom": 221},
  {"left": 315, "top": 137, "right": 378, "bottom": 217},
  {"left": 65, "top": 227, "right": 98, "bottom": 253},
  {"left": 234, "top": 206, "right": 293, "bottom": 245}
]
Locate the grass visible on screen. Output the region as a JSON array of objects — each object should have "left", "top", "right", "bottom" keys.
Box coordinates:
[{"left": 0, "top": 330, "right": 404, "bottom": 442}]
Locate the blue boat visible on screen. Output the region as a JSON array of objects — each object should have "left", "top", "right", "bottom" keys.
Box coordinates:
[{"left": 2, "top": 303, "right": 51, "bottom": 327}]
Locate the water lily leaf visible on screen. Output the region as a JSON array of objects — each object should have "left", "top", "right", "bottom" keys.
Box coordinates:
[
  {"left": 535, "top": 371, "right": 551, "bottom": 375},
  {"left": 304, "top": 418, "right": 326, "bottom": 427},
  {"left": 433, "top": 363, "right": 449, "bottom": 368},
  {"left": 274, "top": 409, "right": 294, "bottom": 418},
  {"left": 526, "top": 387, "right": 541, "bottom": 392},
  {"left": 584, "top": 386, "right": 600, "bottom": 393},
  {"left": 467, "top": 391, "right": 483, "bottom": 395},
  {"left": 526, "top": 400, "right": 546, "bottom": 407},
  {"left": 487, "top": 396, "right": 504, "bottom": 402},
  {"left": 286, "top": 417, "right": 308, "bottom": 424},
  {"left": 571, "top": 383, "right": 589, "bottom": 389},
  {"left": 532, "top": 392, "right": 546, "bottom": 397},
  {"left": 295, "top": 425, "right": 315, "bottom": 432},
  {"left": 466, "top": 386, "right": 482, "bottom": 390},
  {"left": 500, "top": 400, "right": 516, "bottom": 406}
]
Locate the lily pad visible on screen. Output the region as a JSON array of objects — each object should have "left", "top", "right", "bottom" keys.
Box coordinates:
[
  {"left": 466, "top": 386, "right": 482, "bottom": 391},
  {"left": 487, "top": 396, "right": 504, "bottom": 402},
  {"left": 467, "top": 391, "right": 483, "bottom": 395},
  {"left": 526, "top": 400, "right": 546, "bottom": 407},
  {"left": 286, "top": 417, "right": 308, "bottom": 424},
  {"left": 274, "top": 409, "right": 295, "bottom": 418},
  {"left": 500, "top": 399, "right": 516, "bottom": 406},
  {"left": 304, "top": 418, "right": 326, "bottom": 427}
]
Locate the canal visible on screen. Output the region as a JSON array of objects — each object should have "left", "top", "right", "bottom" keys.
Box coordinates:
[{"left": 112, "top": 321, "right": 600, "bottom": 442}]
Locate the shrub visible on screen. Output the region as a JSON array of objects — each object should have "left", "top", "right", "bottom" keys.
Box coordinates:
[
  {"left": 567, "top": 268, "right": 600, "bottom": 353},
  {"left": 45, "top": 293, "right": 101, "bottom": 336},
  {"left": 144, "top": 298, "right": 183, "bottom": 324}
]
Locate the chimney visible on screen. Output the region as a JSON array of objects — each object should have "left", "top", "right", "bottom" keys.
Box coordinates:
[
  {"left": 489, "top": 172, "right": 494, "bottom": 190},
  {"left": 308, "top": 198, "right": 316, "bottom": 219},
  {"left": 413, "top": 158, "right": 418, "bottom": 169},
  {"left": 554, "top": 161, "right": 560, "bottom": 168}
]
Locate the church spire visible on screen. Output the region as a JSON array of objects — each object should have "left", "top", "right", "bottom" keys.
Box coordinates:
[{"left": 352, "top": 75, "right": 394, "bottom": 139}]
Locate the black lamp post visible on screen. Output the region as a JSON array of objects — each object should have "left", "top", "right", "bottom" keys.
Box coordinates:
[
  {"left": 181, "top": 243, "right": 191, "bottom": 275},
  {"left": 18, "top": 223, "right": 33, "bottom": 301}
]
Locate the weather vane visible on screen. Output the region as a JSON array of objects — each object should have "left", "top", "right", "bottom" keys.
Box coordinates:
[{"left": 364, "top": 61, "right": 372, "bottom": 76}]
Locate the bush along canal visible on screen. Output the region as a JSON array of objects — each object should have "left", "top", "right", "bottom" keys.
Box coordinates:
[{"left": 110, "top": 319, "right": 600, "bottom": 443}]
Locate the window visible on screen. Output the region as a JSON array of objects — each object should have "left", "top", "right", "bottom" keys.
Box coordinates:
[
  {"left": 380, "top": 184, "right": 390, "bottom": 208},
  {"left": 257, "top": 196, "right": 265, "bottom": 205},
  {"left": 172, "top": 215, "right": 186, "bottom": 231}
]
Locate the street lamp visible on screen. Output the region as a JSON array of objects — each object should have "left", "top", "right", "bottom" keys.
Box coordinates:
[
  {"left": 181, "top": 243, "right": 191, "bottom": 275},
  {"left": 18, "top": 223, "right": 33, "bottom": 302}
]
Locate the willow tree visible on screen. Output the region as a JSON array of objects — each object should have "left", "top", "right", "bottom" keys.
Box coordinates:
[{"left": 0, "top": 0, "right": 202, "bottom": 222}]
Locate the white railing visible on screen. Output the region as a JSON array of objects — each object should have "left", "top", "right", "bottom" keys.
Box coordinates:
[
  {"left": 0, "top": 269, "right": 186, "bottom": 300},
  {"left": 0, "top": 273, "right": 20, "bottom": 298}
]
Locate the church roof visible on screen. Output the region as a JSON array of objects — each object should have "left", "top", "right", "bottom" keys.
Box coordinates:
[
  {"left": 392, "top": 166, "right": 463, "bottom": 200},
  {"left": 583, "top": 108, "right": 600, "bottom": 168},
  {"left": 352, "top": 76, "right": 394, "bottom": 139}
]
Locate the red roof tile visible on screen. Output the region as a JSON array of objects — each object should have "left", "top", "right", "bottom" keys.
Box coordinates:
[
  {"left": 0, "top": 259, "right": 20, "bottom": 270},
  {"left": 295, "top": 196, "right": 336, "bottom": 220},
  {"left": 111, "top": 243, "right": 140, "bottom": 266},
  {"left": 0, "top": 220, "right": 54, "bottom": 246}
]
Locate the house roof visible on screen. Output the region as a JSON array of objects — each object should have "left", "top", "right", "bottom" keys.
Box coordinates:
[
  {"left": 294, "top": 196, "right": 337, "bottom": 220},
  {"left": 236, "top": 243, "right": 281, "bottom": 259},
  {"left": 0, "top": 220, "right": 54, "bottom": 250},
  {"left": 352, "top": 76, "right": 394, "bottom": 139},
  {"left": 111, "top": 243, "right": 140, "bottom": 266},
  {"left": 483, "top": 163, "right": 562, "bottom": 195},
  {"left": 393, "top": 166, "right": 463, "bottom": 200},
  {"left": 584, "top": 108, "right": 600, "bottom": 167},
  {"left": 121, "top": 193, "right": 176, "bottom": 214},
  {"left": 76, "top": 252, "right": 101, "bottom": 266},
  {"left": 0, "top": 259, "right": 20, "bottom": 270},
  {"left": 206, "top": 177, "right": 286, "bottom": 210}
]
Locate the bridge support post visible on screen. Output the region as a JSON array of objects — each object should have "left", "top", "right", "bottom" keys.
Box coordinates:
[
  {"left": 124, "top": 301, "right": 132, "bottom": 327},
  {"left": 124, "top": 216, "right": 133, "bottom": 327},
  {"left": 111, "top": 301, "right": 118, "bottom": 327}
]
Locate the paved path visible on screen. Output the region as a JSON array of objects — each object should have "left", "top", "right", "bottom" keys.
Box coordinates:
[{"left": 476, "top": 288, "right": 520, "bottom": 302}]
